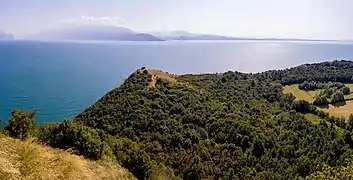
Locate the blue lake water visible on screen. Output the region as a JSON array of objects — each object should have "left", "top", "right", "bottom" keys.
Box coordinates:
[{"left": 1, "top": 40, "right": 353, "bottom": 124}]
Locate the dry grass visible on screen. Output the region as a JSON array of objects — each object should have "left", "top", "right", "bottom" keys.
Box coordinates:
[
  {"left": 136, "top": 67, "right": 179, "bottom": 88},
  {"left": 319, "top": 101, "right": 353, "bottom": 119},
  {"left": 0, "top": 136, "right": 134, "bottom": 180},
  {"left": 282, "top": 85, "right": 318, "bottom": 103},
  {"left": 150, "top": 69, "right": 178, "bottom": 84},
  {"left": 284, "top": 84, "right": 353, "bottom": 102}
]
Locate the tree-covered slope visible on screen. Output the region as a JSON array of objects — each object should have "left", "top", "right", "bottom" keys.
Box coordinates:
[
  {"left": 258, "top": 60, "right": 353, "bottom": 85},
  {"left": 39, "top": 62, "right": 353, "bottom": 179}
]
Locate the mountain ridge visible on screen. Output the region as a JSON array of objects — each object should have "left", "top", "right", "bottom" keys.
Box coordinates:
[
  {"left": 0, "top": 31, "right": 14, "bottom": 40},
  {"left": 27, "top": 25, "right": 162, "bottom": 41}
]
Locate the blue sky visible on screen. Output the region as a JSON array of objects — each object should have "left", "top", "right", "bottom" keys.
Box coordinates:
[{"left": 0, "top": 0, "right": 352, "bottom": 39}]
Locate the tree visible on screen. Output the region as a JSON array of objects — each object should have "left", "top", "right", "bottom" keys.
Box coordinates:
[
  {"left": 293, "top": 100, "right": 311, "bottom": 113},
  {"left": 241, "top": 135, "right": 250, "bottom": 151},
  {"left": 331, "top": 91, "right": 345, "bottom": 104},
  {"left": 313, "top": 95, "right": 329, "bottom": 106},
  {"left": 347, "top": 114, "right": 353, "bottom": 131},
  {"left": 342, "top": 86, "right": 351, "bottom": 95},
  {"left": 5, "top": 109, "right": 37, "bottom": 140}
]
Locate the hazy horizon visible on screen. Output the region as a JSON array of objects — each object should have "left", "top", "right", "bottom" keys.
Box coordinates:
[{"left": 1, "top": 0, "right": 353, "bottom": 40}]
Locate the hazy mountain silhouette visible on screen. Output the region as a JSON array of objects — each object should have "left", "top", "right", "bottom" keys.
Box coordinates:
[
  {"left": 0, "top": 31, "right": 14, "bottom": 40},
  {"left": 153, "top": 30, "right": 247, "bottom": 40},
  {"left": 152, "top": 30, "right": 338, "bottom": 41},
  {"left": 28, "top": 25, "right": 162, "bottom": 41}
]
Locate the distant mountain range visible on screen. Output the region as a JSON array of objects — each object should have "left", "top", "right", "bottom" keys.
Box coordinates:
[
  {"left": 0, "top": 31, "right": 14, "bottom": 40},
  {"left": 152, "top": 31, "right": 343, "bottom": 42},
  {"left": 27, "top": 26, "right": 162, "bottom": 41},
  {"left": 13, "top": 26, "right": 346, "bottom": 42},
  {"left": 152, "top": 31, "right": 244, "bottom": 40}
]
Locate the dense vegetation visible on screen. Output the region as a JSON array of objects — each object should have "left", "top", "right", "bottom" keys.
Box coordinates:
[{"left": 4, "top": 60, "right": 353, "bottom": 179}]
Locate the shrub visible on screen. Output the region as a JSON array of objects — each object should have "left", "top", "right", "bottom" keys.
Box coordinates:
[
  {"left": 5, "top": 109, "right": 37, "bottom": 140},
  {"left": 313, "top": 95, "right": 329, "bottom": 106},
  {"left": 331, "top": 91, "right": 345, "bottom": 104}
]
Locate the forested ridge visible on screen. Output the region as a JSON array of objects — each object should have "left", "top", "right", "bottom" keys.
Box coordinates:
[{"left": 3, "top": 60, "right": 353, "bottom": 179}]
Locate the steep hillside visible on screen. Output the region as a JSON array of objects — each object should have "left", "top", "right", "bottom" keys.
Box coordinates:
[
  {"left": 0, "top": 135, "right": 134, "bottom": 180},
  {"left": 36, "top": 60, "right": 353, "bottom": 179}
]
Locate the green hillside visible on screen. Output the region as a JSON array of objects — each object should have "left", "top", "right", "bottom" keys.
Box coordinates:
[{"left": 4, "top": 61, "right": 353, "bottom": 179}]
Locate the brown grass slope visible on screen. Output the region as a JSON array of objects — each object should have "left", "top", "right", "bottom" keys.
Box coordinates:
[
  {"left": 135, "top": 67, "right": 179, "bottom": 88},
  {"left": 0, "top": 135, "right": 135, "bottom": 180}
]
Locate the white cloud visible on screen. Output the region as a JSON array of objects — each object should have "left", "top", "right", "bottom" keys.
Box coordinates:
[{"left": 61, "top": 15, "right": 126, "bottom": 26}]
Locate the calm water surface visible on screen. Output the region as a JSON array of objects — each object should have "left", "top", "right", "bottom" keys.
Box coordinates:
[{"left": 1, "top": 40, "right": 353, "bottom": 123}]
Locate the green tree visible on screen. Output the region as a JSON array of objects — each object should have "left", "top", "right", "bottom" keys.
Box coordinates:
[
  {"left": 331, "top": 91, "right": 345, "bottom": 104},
  {"left": 342, "top": 86, "right": 351, "bottom": 95},
  {"left": 347, "top": 114, "right": 353, "bottom": 131},
  {"left": 5, "top": 109, "right": 37, "bottom": 140},
  {"left": 313, "top": 95, "right": 329, "bottom": 106}
]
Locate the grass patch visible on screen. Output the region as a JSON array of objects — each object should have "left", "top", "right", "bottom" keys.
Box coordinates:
[
  {"left": 283, "top": 84, "right": 353, "bottom": 102},
  {"left": 304, "top": 114, "right": 323, "bottom": 125},
  {"left": 284, "top": 84, "right": 353, "bottom": 118},
  {"left": 319, "top": 101, "right": 353, "bottom": 119},
  {"left": 283, "top": 85, "right": 318, "bottom": 103},
  {"left": 0, "top": 137, "right": 134, "bottom": 180}
]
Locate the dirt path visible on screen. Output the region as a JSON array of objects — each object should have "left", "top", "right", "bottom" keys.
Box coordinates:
[{"left": 148, "top": 73, "right": 157, "bottom": 88}]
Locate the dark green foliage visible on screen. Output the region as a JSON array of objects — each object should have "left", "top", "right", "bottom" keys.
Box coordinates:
[
  {"left": 293, "top": 100, "right": 314, "bottom": 113},
  {"left": 35, "top": 61, "right": 353, "bottom": 179},
  {"left": 258, "top": 60, "right": 353, "bottom": 85},
  {"left": 38, "top": 120, "right": 102, "bottom": 159},
  {"left": 313, "top": 95, "right": 329, "bottom": 106},
  {"left": 5, "top": 109, "right": 37, "bottom": 140},
  {"left": 346, "top": 114, "right": 353, "bottom": 131},
  {"left": 342, "top": 86, "right": 351, "bottom": 95},
  {"left": 331, "top": 91, "right": 345, "bottom": 104},
  {"left": 299, "top": 81, "right": 320, "bottom": 91}
]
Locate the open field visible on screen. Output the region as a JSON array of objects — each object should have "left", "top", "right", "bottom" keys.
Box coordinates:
[
  {"left": 319, "top": 101, "right": 353, "bottom": 118},
  {"left": 283, "top": 84, "right": 353, "bottom": 118},
  {"left": 283, "top": 85, "right": 318, "bottom": 103},
  {"left": 283, "top": 84, "right": 353, "bottom": 102}
]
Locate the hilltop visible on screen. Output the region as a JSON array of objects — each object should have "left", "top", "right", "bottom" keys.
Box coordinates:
[
  {"left": 133, "top": 67, "right": 179, "bottom": 88},
  {"left": 4, "top": 60, "right": 353, "bottom": 179}
]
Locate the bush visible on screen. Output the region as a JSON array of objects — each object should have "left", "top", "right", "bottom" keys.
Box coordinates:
[
  {"left": 313, "top": 95, "right": 329, "bottom": 106},
  {"left": 38, "top": 120, "right": 102, "bottom": 159},
  {"left": 331, "top": 91, "right": 345, "bottom": 104},
  {"left": 342, "top": 86, "right": 351, "bottom": 95},
  {"left": 5, "top": 109, "right": 37, "bottom": 140}
]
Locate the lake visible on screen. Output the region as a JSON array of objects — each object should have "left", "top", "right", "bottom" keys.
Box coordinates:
[{"left": 1, "top": 40, "right": 353, "bottom": 124}]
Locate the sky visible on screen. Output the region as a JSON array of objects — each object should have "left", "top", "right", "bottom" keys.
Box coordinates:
[{"left": 0, "top": 0, "right": 352, "bottom": 40}]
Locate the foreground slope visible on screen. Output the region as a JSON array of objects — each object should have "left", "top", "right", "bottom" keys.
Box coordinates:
[
  {"left": 0, "top": 135, "right": 134, "bottom": 180},
  {"left": 40, "top": 61, "right": 353, "bottom": 179}
]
